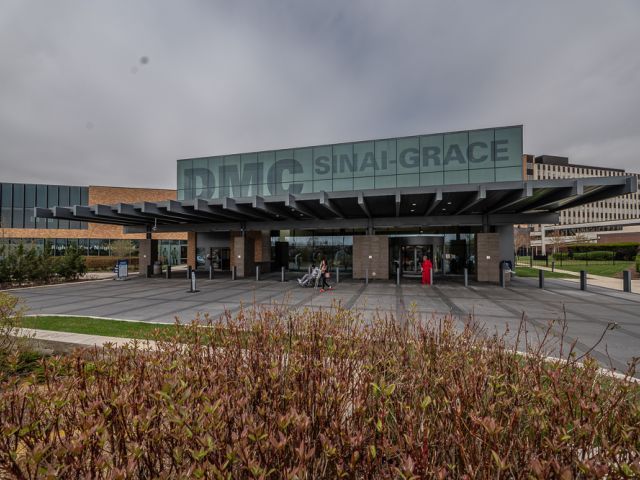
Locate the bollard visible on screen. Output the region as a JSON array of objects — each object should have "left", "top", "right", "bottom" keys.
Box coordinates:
[
  {"left": 187, "top": 265, "right": 192, "bottom": 280},
  {"left": 623, "top": 270, "right": 632, "bottom": 293},
  {"left": 551, "top": 261, "right": 555, "bottom": 272},
  {"left": 430, "top": 268, "right": 434, "bottom": 285},
  {"left": 281, "top": 266, "right": 286, "bottom": 282},
  {"left": 256, "top": 265, "right": 260, "bottom": 281},
  {"left": 365, "top": 268, "right": 369, "bottom": 285},
  {"left": 538, "top": 269, "right": 544, "bottom": 289},
  {"left": 499, "top": 265, "right": 505, "bottom": 288},
  {"left": 165, "top": 265, "right": 172, "bottom": 279},
  {"left": 231, "top": 266, "right": 236, "bottom": 281},
  {"left": 336, "top": 267, "right": 340, "bottom": 284},
  {"left": 188, "top": 270, "right": 199, "bottom": 293},
  {"left": 209, "top": 264, "right": 214, "bottom": 280},
  {"left": 464, "top": 268, "right": 468, "bottom": 287},
  {"left": 396, "top": 267, "right": 400, "bottom": 286},
  {"left": 580, "top": 270, "right": 587, "bottom": 291}
]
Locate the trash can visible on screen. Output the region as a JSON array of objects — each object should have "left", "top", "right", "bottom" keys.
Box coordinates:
[{"left": 153, "top": 261, "right": 162, "bottom": 275}]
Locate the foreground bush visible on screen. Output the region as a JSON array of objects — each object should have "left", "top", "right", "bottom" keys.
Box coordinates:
[
  {"left": 572, "top": 250, "right": 615, "bottom": 261},
  {"left": 1, "top": 306, "right": 639, "bottom": 478}
]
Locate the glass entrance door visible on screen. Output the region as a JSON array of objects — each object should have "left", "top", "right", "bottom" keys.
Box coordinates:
[{"left": 401, "top": 245, "right": 433, "bottom": 276}]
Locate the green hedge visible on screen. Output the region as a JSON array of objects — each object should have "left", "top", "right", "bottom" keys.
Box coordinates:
[
  {"left": 569, "top": 243, "right": 639, "bottom": 261},
  {"left": 572, "top": 251, "right": 615, "bottom": 261},
  {"left": 636, "top": 255, "right": 640, "bottom": 273},
  {"left": 0, "top": 242, "right": 86, "bottom": 285}
]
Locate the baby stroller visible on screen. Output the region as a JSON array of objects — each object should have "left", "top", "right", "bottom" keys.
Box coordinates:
[{"left": 298, "top": 266, "right": 321, "bottom": 288}]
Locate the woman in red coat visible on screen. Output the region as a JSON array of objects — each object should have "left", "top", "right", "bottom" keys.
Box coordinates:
[{"left": 421, "top": 256, "right": 432, "bottom": 285}]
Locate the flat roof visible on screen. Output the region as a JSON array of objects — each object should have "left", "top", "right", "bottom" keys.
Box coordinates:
[{"left": 35, "top": 176, "right": 638, "bottom": 232}]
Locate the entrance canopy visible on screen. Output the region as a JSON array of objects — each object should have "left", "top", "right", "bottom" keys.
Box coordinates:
[{"left": 35, "top": 176, "right": 637, "bottom": 232}]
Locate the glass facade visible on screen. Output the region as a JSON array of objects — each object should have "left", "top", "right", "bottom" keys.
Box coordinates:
[
  {"left": 0, "top": 183, "right": 88, "bottom": 230},
  {"left": 0, "top": 238, "right": 140, "bottom": 257},
  {"left": 272, "top": 230, "right": 354, "bottom": 272},
  {"left": 177, "top": 126, "right": 523, "bottom": 200}
]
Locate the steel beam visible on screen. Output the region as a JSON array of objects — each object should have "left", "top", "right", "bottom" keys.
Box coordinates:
[
  {"left": 357, "top": 192, "right": 371, "bottom": 218},
  {"left": 285, "top": 194, "right": 318, "bottom": 219},
  {"left": 456, "top": 185, "right": 486, "bottom": 214},
  {"left": 319, "top": 191, "right": 344, "bottom": 218},
  {"left": 424, "top": 189, "right": 443, "bottom": 215}
]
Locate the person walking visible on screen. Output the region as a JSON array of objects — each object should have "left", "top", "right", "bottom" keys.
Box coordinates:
[
  {"left": 319, "top": 257, "right": 332, "bottom": 292},
  {"left": 421, "top": 255, "right": 433, "bottom": 285}
]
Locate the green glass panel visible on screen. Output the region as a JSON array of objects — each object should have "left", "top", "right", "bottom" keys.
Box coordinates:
[
  {"left": 494, "top": 127, "right": 523, "bottom": 168},
  {"left": 495, "top": 166, "right": 523, "bottom": 182},
  {"left": 294, "top": 148, "right": 313, "bottom": 181},
  {"left": 298, "top": 178, "right": 314, "bottom": 194},
  {"left": 444, "top": 132, "right": 468, "bottom": 171},
  {"left": 444, "top": 170, "right": 469, "bottom": 185},
  {"left": 353, "top": 142, "right": 375, "bottom": 177},
  {"left": 332, "top": 143, "right": 353, "bottom": 179},
  {"left": 332, "top": 178, "right": 353, "bottom": 192},
  {"left": 397, "top": 137, "right": 420, "bottom": 174},
  {"left": 192, "top": 158, "right": 209, "bottom": 198},
  {"left": 469, "top": 168, "right": 495, "bottom": 183},
  {"left": 420, "top": 171, "right": 444, "bottom": 186},
  {"left": 313, "top": 146, "right": 332, "bottom": 182},
  {"left": 208, "top": 156, "right": 224, "bottom": 198},
  {"left": 375, "top": 140, "right": 396, "bottom": 176},
  {"left": 177, "top": 160, "right": 191, "bottom": 192},
  {"left": 468, "top": 129, "right": 494, "bottom": 170},
  {"left": 397, "top": 174, "right": 419, "bottom": 187},
  {"left": 221, "top": 155, "right": 242, "bottom": 197},
  {"left": 275, "top": 150, "right": 295, "bottom": 195},
  {"left": 313, "top": 179, "right": 332, "bottom": 192},
  {"left": 354, "top": 176, "right": 374, "bottom": 190},
  {"left": 258, "top": 151, "right": 276, "bottom": 196},
  {"left": 375, "top": 175, "right": 396, "bottom": 189},
  {"left": 420, "top": 134, "right": 444, "bottom": 173}
]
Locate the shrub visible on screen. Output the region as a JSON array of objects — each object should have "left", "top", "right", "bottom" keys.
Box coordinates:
[
  {"left": 0, "top": 307, "right": 638, "bottom": 478},
  {"left": 0, "top": 292, "right": 23, "bottom": 360},
  {"left": 636, "top": 255, "right": 640, "bottom": 274},
  {"left": 572, "top": 250, "right": 615, "bottom": 261},
  {"left": 570, "top": 242, "right": 639, "bottom": 260},
  {"left": 54, "top": 245, "right": 87, "bottom": 280},
  {"left": 85, "top": 256, "right": 139, "bottom": 271}
]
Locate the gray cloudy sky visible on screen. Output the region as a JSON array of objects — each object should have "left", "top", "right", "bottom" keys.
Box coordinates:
[{"left": 1, "top": 0, "right": 639, "bottom": 188}]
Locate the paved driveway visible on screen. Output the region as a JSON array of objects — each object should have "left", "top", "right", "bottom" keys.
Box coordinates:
[{"left": 10, "top": 274, "right": 640, "bottom": 377}]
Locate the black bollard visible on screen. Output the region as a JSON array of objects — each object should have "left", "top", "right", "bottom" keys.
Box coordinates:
[
  {"left": 396, "top": 267, "right": 400, "bottom": 286},
  {"left": 623, "top": 270, "right": 631, "bottom": 293},
  {"left": 538, "top": 269, "right": 544, "bottom": 289},
  {"left": 281, "top": 266, "right": 286, "bottom": 282},
  {"left": 255, "top": 265, "right": 260, "bottom": 281},
  {"left": 580, "top": 270, "right": 587, "bottom": 291},
  {"left": 365, "top": 268, "right": 369, "bottom": 285},
  {"left": 209, "top": 264, "right": 214, "bottom": 280},
  {"left": 232, "top": 266, "right": 236, "bottom": 281},
  {"left": 165, "top": 264, "right": 171, "bottom": 279},
  {"left": 464, "top": 268, "right": 468, "bottom": 287},
  {"left": 336, "top": 267, "right": 340, "bottom": 284}
]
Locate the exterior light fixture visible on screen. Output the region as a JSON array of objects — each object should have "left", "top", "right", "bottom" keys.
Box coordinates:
[
  {"left": 410, "top": 209, "right": 415, "bottom": 213},
  {"left": 447, "top": 201, "right": 452, "bottom": 205},
  {"left": 368, "top": 255, "right": 373, "bottom": 259},
  {"left": 442, "top": 208, "right": 446, "bottom": 211},
  {"left": 237, "top": 255, "right": 242, "bottom": 259},
  {"left": 412, "top": 203, "right": 416, "bottom": 206}
]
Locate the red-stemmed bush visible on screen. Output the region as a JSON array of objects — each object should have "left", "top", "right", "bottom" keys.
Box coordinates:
[{"left": 1, "top": 304, "right": 639, "bottom": 478}]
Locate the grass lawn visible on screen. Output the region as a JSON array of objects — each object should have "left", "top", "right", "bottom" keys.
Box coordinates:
[
  {"left": 19, "top": 316, "right": 178, "bottom": 340},
  {"left": 551, "top": 262, "right": 635, "bottom": 277},
  {"left": 514, "top": 267, "right": 574, "bottom": 279}
]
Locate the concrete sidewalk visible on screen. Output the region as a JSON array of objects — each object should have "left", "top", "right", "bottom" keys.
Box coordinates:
[
  {"left": 19, "top": 328, "right": 156, "bottom": 350},
  {"left": 522, "top": 264, "right": 639, "bottom": 292}
]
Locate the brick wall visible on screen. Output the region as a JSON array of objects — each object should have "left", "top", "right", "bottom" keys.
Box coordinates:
[
  {"left": 476, "top": 233, "right": 500, "bottom": 283},
  {"left": 352, "top": 235, "right": 389, "bottom": 280}
]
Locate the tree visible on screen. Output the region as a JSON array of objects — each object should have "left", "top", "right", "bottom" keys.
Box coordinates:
[
  {"left": 548, "top": 230, "right": 565, "bottom": 255},
  {"left": 110, "top": 239, "right": 134, "bottom": 259},
  {"left": 514, "top": 228, "right": 530, "bottom": 257},
  {"left": 56, "top": 245, "right": 87, "bottom": 280}
]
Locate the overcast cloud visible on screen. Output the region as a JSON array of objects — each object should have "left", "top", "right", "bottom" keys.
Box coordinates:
[{"left": 1, "top": 0, "right": 639, "bottom": 188}]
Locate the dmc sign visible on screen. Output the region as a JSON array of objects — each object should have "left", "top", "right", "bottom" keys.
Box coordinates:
[{"left": 179, "top": 126, "right": 522, "bottom": 198}]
